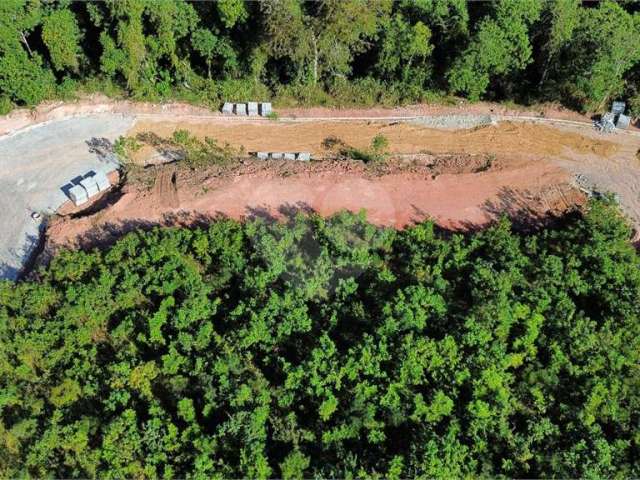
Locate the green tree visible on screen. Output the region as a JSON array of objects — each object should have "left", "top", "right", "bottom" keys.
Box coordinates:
[
  {"left": 447, "top": 0, "right": 542, "bottom": 100},
  {"left": 42, "top": 9, "right": 82, "bottom": 72},
  {"left": 560, "top": 1, "right": 640, "bottom": 111}
]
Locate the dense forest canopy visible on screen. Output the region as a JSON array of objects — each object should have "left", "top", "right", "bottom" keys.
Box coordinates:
[
  {"left": 1, "top": 202, "right": 639, "bottom": 477},
  {"left": 1, "top": 0, "right": 640, "bottom": 114}
]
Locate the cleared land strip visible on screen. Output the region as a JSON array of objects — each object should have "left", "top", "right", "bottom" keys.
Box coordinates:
[{"left": 1, "top": 105, "right": 639, "bottom": 280}]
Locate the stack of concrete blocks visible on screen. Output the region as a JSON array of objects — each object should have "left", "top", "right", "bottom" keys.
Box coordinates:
[
  {"left": 260, "top": 102, "right": 272, "bottom": 117},
  {"left": 68, "top": 172, "right": 112, "bottom": 206},
  {"left": 253, "top": 151, "right": 311, "bottom": 161},
  {"left": 222, "top": 102, "right": 234, "bottom": 115},
  {"left": 247, "top": 102, "right": 259, "bottom": 116},
  {"left": 221, "top": 102, "right": 273, "bottom": 117}
]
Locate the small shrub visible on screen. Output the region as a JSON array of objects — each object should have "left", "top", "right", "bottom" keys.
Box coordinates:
[
  {"left": 266, "top": 111, "right": 279, "bottom": 121},
  {"left": 172, "top": 129, "right": 191, "bottom": 145},
  {"left": 371, "top": 134, "right": 389, "bottom": 154},
  {"left": 113, "top": 135, "right": 141, "bottom": 161}
]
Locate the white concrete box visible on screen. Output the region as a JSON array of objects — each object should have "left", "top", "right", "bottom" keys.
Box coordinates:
[
  {"left": 234, "top": 103, "right": 247, "bottom": 115},
  {"left": 80, "top": 177, "right": 99, "bottom": 197},
  {"left": 222, "top": 102, "right": 234, "bottom": 114},
  {"left": 297, "top": 152, "right": 311, "bottom": 161},
  {"left": 247, "top": 102, "right": 259, "bottom": 116},
  {"left": 283, "top": 153, "right": 296, "bottom": 160},
  {"left": 260, "top": 102, "right": 272, "bottom": 116},
  {"left": 616, "top": 114, "right": 631, "bottom": 130},
  {"left": 256, "top": 152, "right": 269, "bottom": 160},
  {"left": 94, "top": 171, "right": 111, "bottom": 191},
  {"left": 69, "top": 184, "right": 88, "bottom": 206},
  {"left": 270, "top": 152, "right": 283, "bottom": 159}
]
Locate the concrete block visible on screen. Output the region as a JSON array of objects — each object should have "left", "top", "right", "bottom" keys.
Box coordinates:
[
  {"left": 69, "top": 184, "right": 88, "bottom": 206},
  {"left": 234, "top": 103, "right": 247, "bottom": 115},
  {"left": 270, "top": 152, "right": 283, "bottom": 159},
  {"left": 611, "top": 101, "right": 626, "bottom": 115},
  {"left": 283, "top": 153, "right": 296, "bottom": 160},
  {"left": 80, "top": 177, "right": 100, "bottom": 197},
  {"left": 256, "top": 152, "right": 269, "bottom": 160},
  {"left": 297, "top": 152, "right": 311, "bottom": 161},
  {"left": 616, "top": 113, "right": 631, "bottom": 130},
  {"left": 222, "top": 102, "right": 234, "bottom": 114},
  {"left": 94, "top": 171, "right": 111, "bottom": 191},
  {"left": 247, "top": 102, "right": 259, "bottom": 116},
  {"left": 260, "top": 102, "right": 272, "bottom": 117}
]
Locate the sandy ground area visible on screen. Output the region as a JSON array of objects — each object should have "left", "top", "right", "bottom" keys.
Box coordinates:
[{"left": 129, "top": 119, "right": 618, "bottom": 160}]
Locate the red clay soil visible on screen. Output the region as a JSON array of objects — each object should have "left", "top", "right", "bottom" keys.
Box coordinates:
[{"left": 45, "top": 156, "right": 581, "bottom": 254}]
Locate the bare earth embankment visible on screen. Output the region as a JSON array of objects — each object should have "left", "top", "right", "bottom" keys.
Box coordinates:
[
  {"left": 45, "top": 118, "right": 627, "bottom": 255},
  {"left": 2, "top": 97, "right": 639, "bottom": 277}
]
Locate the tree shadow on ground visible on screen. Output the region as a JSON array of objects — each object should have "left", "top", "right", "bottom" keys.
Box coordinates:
[
  {"left": 481, "top": 186, "right": 570, "bottom": 232},
  {"left": 245, "top": 202, "right": 316, "bottom": 224}
]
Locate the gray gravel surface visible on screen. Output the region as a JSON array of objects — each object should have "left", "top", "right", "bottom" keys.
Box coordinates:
[{"left": 0, "top": 115, "right": 133, "bottom": 279}]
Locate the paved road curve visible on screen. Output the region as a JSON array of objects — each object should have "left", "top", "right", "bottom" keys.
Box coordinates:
[{"left": 0, "top": 115, "right": 133, "bottom": 280}]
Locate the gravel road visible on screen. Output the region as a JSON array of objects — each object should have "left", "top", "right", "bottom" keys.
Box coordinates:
[{"left": 0, "top": 115, "right": 133, "bottom": 279}]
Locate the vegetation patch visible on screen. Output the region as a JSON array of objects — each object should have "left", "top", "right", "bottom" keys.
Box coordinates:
[{"left": 1, "top": 202, "right": 639, "bottom": 478}]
